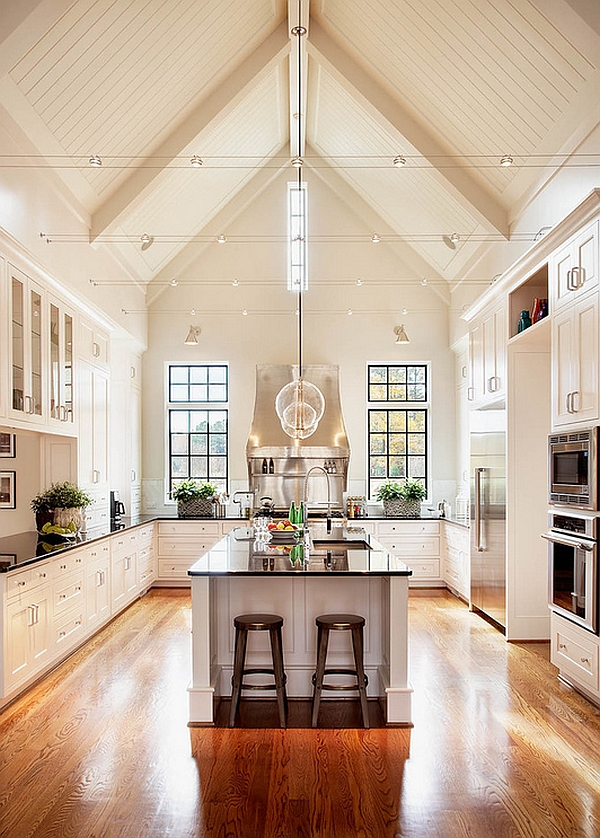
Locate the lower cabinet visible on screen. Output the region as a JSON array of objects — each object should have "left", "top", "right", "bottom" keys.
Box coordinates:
[
  {"left": 442, "top": 522, "right": 470, "bottom": 600},
  {"left": 551, "top": 611, "right": 600, "bottom": 699},
  {"left": 1, "top": 523, "right": 156, "bottom": 706},
  {"left": 156, "top": 520, "right": 221, "bottom": 584},
  {"left": 375, "top": 520, "right": 442, "bottom": 584}
]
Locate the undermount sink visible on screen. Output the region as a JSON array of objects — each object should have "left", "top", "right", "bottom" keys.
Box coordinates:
[{"left": 311, "top": 540, "right": 372, "bottom": 550}]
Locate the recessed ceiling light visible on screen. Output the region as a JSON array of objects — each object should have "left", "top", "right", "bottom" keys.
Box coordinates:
[
  {"left": 371, "top": 233, "right": 381, "bottom": 243},
  {"left": 450, "top": 233, "right": 460, "bottom": 243},
  {"left": 89, "top": 155, "right": 102, "bottom": 167},
  {"left": 217, "top": 235, "right": 227, "bottom": 243},
  {"left": 169, "top": 278, "right": 178, "bottom": 286},
  {"left": 393, "top": 155, "right": 406, "bottom": 167},
  {"left": 500, "top": 155, "right": 513, "bottom": 167},
  {"left": 190, "top": 155, "right": 203, "bottom": 167},
  {"left": 291, "top": 156, "right": 304, "bottom": 167}
]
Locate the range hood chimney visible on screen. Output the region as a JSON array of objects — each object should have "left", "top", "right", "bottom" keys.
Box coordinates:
[{"left": 246, "top": 365, "right": 350, "bottom": 513}]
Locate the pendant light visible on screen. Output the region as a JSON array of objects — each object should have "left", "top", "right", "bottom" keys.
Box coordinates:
[{"left": 275, "top": 1, "right": 325, "bottom": 440}]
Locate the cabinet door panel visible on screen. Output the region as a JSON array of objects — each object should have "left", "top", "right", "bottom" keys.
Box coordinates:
[
  {"left": 552, "top": 310, "right": 575, "bottom": 426},
  {"left": 573, "top": 296, "right": 599, "bottom": 423}
]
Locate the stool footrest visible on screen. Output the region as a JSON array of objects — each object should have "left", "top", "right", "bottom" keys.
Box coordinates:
[{"left": 312, "top": 668, "right": 369, "bottom": 691}]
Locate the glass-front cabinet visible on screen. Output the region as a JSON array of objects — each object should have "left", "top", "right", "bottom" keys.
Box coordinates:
[
  {"left": 49, "top": 299, "right": 75, "bottom": 426},
  {"left": 9, "top": 265, "right": 45, "bottom": 424}
]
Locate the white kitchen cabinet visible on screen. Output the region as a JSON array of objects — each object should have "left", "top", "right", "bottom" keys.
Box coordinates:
[
  {"left": 156, "top": 520, "right": 222, "bottom": 584},
  {"left": 8, "top": 265, "right": 45, "bottom": 425},
  {"left": 442, "top": 522, "right": 470, "bottom": 600},
  {"left": 78, "top": 360, "right": 110, "bottom": 502},
  {"left": 376, "top": 520, "right": 442, "bottom": 585},
  {"left": 4, "top": 567, "right": 52, "bottom": 694},
  {"left": 551, "top": 611, "right": 599, "bottom": 699},
  {"left": 552, "top": 218, "right": 598, "bottom": 313},
  {"left": 79, "top": 320, "right": 109, "bottom": 370},
  {"left": 467, "top": 301, "right": 507, "bottom": 407},
  {"left": 111, "top": 531, "right": 139, "bottom": 611},
  {"left": 552, "top": 293, "right": 599, "bottom": 428},
  {"left": 48, "top": 298, "right": 75, "bottom": 429},
  {"left": 137, "top": 524, "right": 156, "bottom": 590},
  {"left": 85, "top": 541, "right": 111, "bottom": 631}
]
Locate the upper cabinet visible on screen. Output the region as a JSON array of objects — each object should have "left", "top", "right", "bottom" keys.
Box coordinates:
[
  {"left": 48, "top": 298, "right": 75, "bottom": 428},
  {"left": 467, "top": 301, "right": 507, "bottom": 407},
  {"left": 552, "top": 219, "right": 598, "bottom": 313},
  {"left": 8, "top": 265, "right": 45, "bottom": 425},
  {"left": 79, "top": 320, "right": 109, "bottom": 370},
  {"left": 550, "top": 218, "right": 600, "bottom": 429}
]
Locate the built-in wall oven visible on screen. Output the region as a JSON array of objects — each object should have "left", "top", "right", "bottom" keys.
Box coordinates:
[
  {"left": 548, "top": 427, "right": 598, "bottom": 509},
  {"left": 542, "top": 511, "right": 598, "bottom": 633}
]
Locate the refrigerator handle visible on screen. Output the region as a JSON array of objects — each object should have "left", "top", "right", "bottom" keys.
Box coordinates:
[{"left": 475, "top": 467, "right": 485, "bottom": 552}]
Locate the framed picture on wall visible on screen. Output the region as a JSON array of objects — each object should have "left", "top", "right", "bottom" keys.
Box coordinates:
[
  {"left": 0, "top": 433, "right": 16, "bottom": 458},
  {"left": 0, "top": 471, "right": 16, "bottom": 509}
]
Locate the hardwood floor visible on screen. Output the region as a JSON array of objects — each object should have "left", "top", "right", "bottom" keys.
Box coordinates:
[{"left": 1, "top": 588, "right": 600, "bottom": 837}]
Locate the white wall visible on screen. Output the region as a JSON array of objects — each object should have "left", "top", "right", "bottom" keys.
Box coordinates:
[
  {"left": 0, "top": 426, "right": 40, "bottom": 535},
  {"left": 142, "top": 172, "right": 457, "bottom": 512}
]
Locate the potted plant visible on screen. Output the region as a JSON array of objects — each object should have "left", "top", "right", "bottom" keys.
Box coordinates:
[
  {"left": 31, "top": 481, "right": 93, "bottom": 532},
  {"left": 171, "top": 480, "right": 217, "bottom": 518},
  {"left": 376, "top": 478, "right": 426, "bottom": 518}
]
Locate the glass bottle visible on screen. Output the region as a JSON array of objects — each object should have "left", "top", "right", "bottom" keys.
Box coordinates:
[
  {"left": 289, "top": 501, "right": 297, "bottom": 524},
  {"left": 517, "top": 309, "right": 532, "bottom": 332}
]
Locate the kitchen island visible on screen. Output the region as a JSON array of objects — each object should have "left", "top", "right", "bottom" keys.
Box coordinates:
[{"left": 187, "top": 523, "right": 413, "bottom": 726}]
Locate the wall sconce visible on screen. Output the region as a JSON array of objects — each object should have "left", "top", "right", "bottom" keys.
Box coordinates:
[
  {"left": 394, "top": 324, "right": 410, "bottom": 344},
  {"left": 184, "top": 325, "right": 201, "bottom": 345}
]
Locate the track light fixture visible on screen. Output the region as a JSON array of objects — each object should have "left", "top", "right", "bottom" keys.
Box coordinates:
[
  {"left": 184, "top": 325, "right": 201, "bottom": 345},
  {"left": 394, "top": 324, "right": 410, "bottom": 344}
]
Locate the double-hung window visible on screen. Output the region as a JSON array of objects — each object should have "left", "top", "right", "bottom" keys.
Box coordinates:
[
  {"left": 367, "top": 363, "right": 429, "bottom": 500},
  {"left": 167, "top": 364, "right": 228, "bottom": 497}
]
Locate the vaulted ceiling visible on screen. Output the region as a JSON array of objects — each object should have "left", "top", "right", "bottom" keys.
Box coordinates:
[{"left": 1, "top": 0, "right": 599, "bottom": 294}]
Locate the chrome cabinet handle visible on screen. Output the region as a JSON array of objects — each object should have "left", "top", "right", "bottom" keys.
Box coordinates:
[
  {"left": 93, "top": 341, "right": 100, "bottom": 357},
  {"left": 571, "top": 390, "right": 579, "bottom": 412},
  {"left": 541, "top": 531, "right": 594, "bottom": 551},
  {"left": 467, "top": 387, "right": 475, "bottom": 401},
  {"left": 566, "top": 268, "right": 577, "bottom": 291}
]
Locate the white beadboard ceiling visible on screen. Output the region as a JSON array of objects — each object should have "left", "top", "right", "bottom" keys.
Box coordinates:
[{"left": 0, "top": 0, "right": 599, "bottom": 288}]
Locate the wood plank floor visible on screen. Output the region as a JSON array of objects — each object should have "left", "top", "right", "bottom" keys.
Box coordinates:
[{"left": 1, "top": 588, "right": 600, "bottom": 837}]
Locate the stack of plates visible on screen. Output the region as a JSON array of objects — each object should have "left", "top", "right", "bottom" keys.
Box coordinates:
[{"left": 269, "top": 528, "right": 301, "bottom": 542}]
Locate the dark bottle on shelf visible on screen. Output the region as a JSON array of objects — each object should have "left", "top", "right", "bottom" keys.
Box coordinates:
[
  {"left": 262, "top": 458, "right": 268, "bottom": 474},
  {"left": 269, "top": 458, "right": 275, "bottom": 474}
]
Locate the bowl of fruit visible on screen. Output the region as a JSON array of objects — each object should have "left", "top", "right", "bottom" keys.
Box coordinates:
[
  {"left": 37, "top": 521, "right": 80, "bottom": 544},
  {"left": 267, "top": 520, "right": 301, "bottom": 541}
]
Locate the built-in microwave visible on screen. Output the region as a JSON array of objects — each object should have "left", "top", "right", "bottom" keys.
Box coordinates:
[{"left": 549, "top": 427, "right": 598, "bottom": 510}]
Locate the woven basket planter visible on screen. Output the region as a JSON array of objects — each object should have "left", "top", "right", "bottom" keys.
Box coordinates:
[
  {"left": 177, "top": 498, "right": 215, "bottom": 519},
  {"left": 37, "top": 507, "right": 84, "bottom": 531},
  {"left": 383, "top": 498, "right": 421, "bottom": 518}
]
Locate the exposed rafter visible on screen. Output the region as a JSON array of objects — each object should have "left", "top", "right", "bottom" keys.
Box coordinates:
[
  {"left": 90, "top": 22, "right": 290, "bottom": 242},
  {"left": 308, "top": 21, "right": 509, "bottom": 239}
]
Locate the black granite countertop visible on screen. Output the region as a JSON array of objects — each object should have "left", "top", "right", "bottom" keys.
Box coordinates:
[{"left": 187, "top": 524, "right": 413, "bottom": 577}]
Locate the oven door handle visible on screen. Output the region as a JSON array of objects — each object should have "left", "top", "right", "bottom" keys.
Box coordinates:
[{"left": 541, "top": 531, "right": 595, "bottom": 551}]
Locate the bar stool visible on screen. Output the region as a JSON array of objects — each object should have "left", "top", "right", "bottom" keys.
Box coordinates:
[
  {"left": 229, "top": 613, "right": 288, "bottom": 728},
  {"left": 311, "top": 613, "right": 369, "bottom": 729}
]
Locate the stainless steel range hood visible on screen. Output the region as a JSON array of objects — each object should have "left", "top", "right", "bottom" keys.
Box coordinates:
[{"left": 246, "top": 365, "right": 350, "bottom": 513}]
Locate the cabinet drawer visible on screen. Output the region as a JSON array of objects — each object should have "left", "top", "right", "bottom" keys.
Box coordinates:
[
  {"left": 158, "top": 521, "right": 220, "bottom": 536},
  {"left": 53, "top": 571, "right": 85, "bottom": 615},
  {"left": 378, "top": 521, "right": 440, "bottom": 536},
  {"left": 157, "top": 537, "right": 217, "bottom": 558},
  {"left": 408, "top": 559, "right": 440, "bottom": 579},
  {"left": 52, "top": 550, "right": 86, "bottom": 578},
  {"left": 379, "top": 536, "right": 440, "bottom": 558},
  {"left": 158, "top": 559, "right": 195, "bottom": 578},
  {"left": 111, "top": 531, "right": 139, "bottom": 557},
  {"left": 552, "top": 616, "right": 599, "bottom": 692},
  {"left": 54, "top": 610, "right": 85, "bottom": 650},
  {"left": 139, "top": 566, "right": 156, "bottom": 588},
  {"left": 5, "top": 565, "right": 51, "bottom": 600},
  {"left": 87, "top": 541, "right": 111, "bottom": 562},
  {"left": 444, "top": 523, "right": 470, "bottom": 550}
]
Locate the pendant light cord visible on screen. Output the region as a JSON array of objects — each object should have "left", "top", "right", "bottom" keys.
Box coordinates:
[{"left": 297, "top": 0, "right": 303, "bottom": 380}]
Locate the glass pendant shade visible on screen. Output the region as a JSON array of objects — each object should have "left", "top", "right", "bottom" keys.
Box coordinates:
[{"left": 275, "top": 378, "right": 325, "bottom": 439}]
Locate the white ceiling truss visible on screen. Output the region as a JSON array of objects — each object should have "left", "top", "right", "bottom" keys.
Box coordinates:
[{"left": 0, "top": 0, "right": 598, "bottom": 296}]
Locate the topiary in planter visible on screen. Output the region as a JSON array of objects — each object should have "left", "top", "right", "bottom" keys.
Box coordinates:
[
  {"left": 376, "top": 479, "right": 426, "bottom": 518},
  {"left": 30, "top": 482, "right": 93, "bottom": 531}
]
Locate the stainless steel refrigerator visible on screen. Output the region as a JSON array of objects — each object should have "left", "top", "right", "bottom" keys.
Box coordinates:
[{"left": 470, "top": 407, "right": 506, "bottom": 629}]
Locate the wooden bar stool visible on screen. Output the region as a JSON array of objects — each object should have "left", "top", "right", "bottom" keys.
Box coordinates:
[
  {"left": 311, "top": 613, "right": 369, "bottom": 729},
  {"left": 229, "top": 613, "right": 288, "bottom": 728}
]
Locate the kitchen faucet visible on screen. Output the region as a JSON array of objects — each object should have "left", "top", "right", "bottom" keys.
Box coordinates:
[{"left": 303, "top": 466, "right": 332, "bottom": 533}]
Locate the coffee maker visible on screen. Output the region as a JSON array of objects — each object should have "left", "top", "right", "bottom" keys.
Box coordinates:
[{"left": 110, "top": 490, "right": 126, "bottom": 527}]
